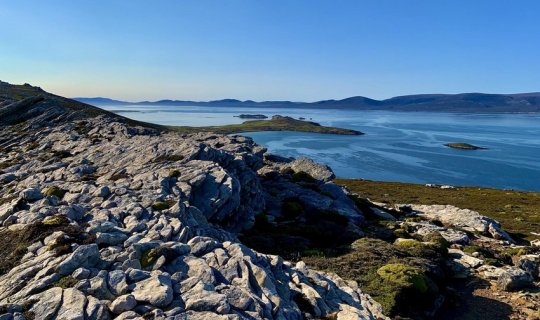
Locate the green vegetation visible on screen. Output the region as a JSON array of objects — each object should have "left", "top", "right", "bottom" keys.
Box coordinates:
[
  {"left": 377, "top": 263, "right": 428, "bottom": 293},
  {"left": 445, "top": 142, "right": 486, "bottom": 150},
  {"left": 0, "top": 215, "right": 92, "bottom": 275},
  {"left": 303, "top": 238, "right": 443, "bottom": 316},
  {"left": 43, "top": 186, "right": 67, "bottom": 199},
  {"left": 140, "top": 246, "right": 181, "bottom": 269},
  {"left": 336, "top": 179, "right": 540, "bottom": 242},
  {"left": 54, "top": 276, "right": 78, "bottom": 289},
  {"left": 151, "top": 200, "right": 175, "bottom": 211},
  {"left": 167, "top": 116, "right": 362, "bottom": 135},
  {"left": 140, "top": 248, "right": 159, "bottom": 268}
]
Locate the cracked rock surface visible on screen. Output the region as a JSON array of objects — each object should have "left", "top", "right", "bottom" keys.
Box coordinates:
[{"left": 0, "top": 117, "right": 385, "bottom": 320}]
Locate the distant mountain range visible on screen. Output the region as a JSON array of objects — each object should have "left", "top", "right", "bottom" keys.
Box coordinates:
[{"left": 74, "top": 92, "right": 540, "bottom": 113}]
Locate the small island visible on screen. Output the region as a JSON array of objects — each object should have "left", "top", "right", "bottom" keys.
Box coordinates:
[
  {"left": 170, "top": 115, "right": 363, "bottom": 135},
  {"left": 235, "top": 114, "right": 268, "bottom": 119},
  {"left": 445, "top": 142, "right": 487, "bottom": 150}
]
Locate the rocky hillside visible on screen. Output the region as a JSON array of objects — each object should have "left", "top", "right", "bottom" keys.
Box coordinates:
[
  {"left": 1, "top": 81, "right": 538, "bottom": 320},
  {"left": 0, "top": 82, "right": 386, "bottom": 320}
]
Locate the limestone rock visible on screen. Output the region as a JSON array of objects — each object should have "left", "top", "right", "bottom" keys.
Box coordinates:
[{"left": 132, "top": 272, "right": 174, "bottom": 307}]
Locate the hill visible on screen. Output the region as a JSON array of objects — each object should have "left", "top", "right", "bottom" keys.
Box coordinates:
[{"left": 75, "top": 92, "right": 540, "bottom": 113}]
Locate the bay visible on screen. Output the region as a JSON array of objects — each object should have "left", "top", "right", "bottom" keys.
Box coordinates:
[{"left": 102, "top": 104, "right": 540, "bottom": 191}]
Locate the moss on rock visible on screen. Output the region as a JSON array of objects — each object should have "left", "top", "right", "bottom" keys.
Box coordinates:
[
  {"left": 377, "top": 263, "right": 429, "bottom": 293},
  {"left": 43, "top": 186, "right": 67, "bottom": 199}
]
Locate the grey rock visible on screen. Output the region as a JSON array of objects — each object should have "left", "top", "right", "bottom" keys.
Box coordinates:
[
  {"left": 56, "top": 244, "right": 101, "bottom": 276},
  {"left": 72, "top": 268, "right": 91, "bottom": 280},
  {"left": 115, "top": 311, "right": 142, "bottom": 320},
  {"left": 0, "top": 173, "right": 16, "bottom": 184},
  {"left": 288, "top": 157, "right": 335, "bottom": 182},
  {"left": 108, "top": 270, "right": 129, "bottom": 296},
  {"left": 85, "top": 295, "right": 110, "bottom": 320},
  {"left": 96, "top": 232, "right": 128, "bottom": 246},
  {"left": 110, "top": 294, "right": 137, "bottom": 314},
  {"left": 20, "top": 188, "right": 43, "bottom": 201},
  {"left": 94, "top": 186, "right": 111, "bottom": 198},
  {"left": 497, "top": 267, "right": 534, "bottom": 291},
  {"left": 188, "top": 236, "right": 221, "bottom": 256},
  {"left": 29, "top": 287, "right": 63, "bottom": 319},
  {"left": 55, "top": 288, "right": 87, "bottom": 320},
  {"left": 183, "top": 282, "right": 230, "bottom": 314},
  {"left": 132, "top": 272, "right": 173, "bottom": 307}
]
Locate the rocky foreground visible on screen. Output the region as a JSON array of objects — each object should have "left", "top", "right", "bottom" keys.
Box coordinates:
[{"left": 0, "top": 114, "right": 385, "bottom": 320}]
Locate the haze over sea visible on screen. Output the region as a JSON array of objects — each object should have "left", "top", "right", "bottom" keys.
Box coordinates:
[{"left": 102, "top": 104, "right": 540, "bottom": 192}]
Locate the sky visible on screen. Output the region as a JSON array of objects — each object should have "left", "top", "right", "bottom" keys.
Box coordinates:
[{"left": 1, "top": 0, "right": 540, "bottom": 102}]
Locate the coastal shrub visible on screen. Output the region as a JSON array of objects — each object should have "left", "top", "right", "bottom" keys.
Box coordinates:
[
  {"left": 291, "top": 171, "right": 317, "bottom": 183},
  {"left": 43, "top": 186, "right": 67, "bottom": 199},
  {"left": 377, "top": 263, "right": 428, "bottom": 293},
  {"left": 499, "top": 247, "right": 527, "bottom": 261},
  {"left": 0, "top": 217, "right": 89, "bottom": 275},
  {"left": 54, "top": 276, "right": 78, "bottom": 289},
  {"left": 393, "top": 228, "right": 409, "bottom": 239}
]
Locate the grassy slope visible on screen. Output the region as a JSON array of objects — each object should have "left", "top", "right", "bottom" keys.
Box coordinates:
[
  {"left": 167, "top": 116, "right": 362, "bottom": 135},
  {"left": 336, "top": 179, "right": 540, "bottom": 242}
]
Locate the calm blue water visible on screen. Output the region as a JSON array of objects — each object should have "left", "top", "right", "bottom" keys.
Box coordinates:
[{"left": 102, "top": 105, "right": 540, "bottom": 191}]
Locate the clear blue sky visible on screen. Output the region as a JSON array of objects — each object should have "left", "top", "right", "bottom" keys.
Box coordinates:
[{"left": 1, "top": 0, "right": 539, "bottom": 101}]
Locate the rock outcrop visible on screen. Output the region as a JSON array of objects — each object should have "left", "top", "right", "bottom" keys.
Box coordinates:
[{"left": 0, "top": 115, "right": 385, "bottom": 319}]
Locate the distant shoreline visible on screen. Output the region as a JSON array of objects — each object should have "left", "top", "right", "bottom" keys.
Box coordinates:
[{"left": 76, "top": 92, "right": 540, "bottom": 113}]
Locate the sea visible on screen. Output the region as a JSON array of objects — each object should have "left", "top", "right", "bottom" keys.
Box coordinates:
[{"left": 101, "top": 104, "right": 540, "bottom": 192}]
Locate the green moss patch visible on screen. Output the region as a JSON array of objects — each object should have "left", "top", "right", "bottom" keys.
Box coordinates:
[
  {"left": 54, "top": 276, "right": 78, "bottom": 289},
  {"left": 43, "top": 186, "right": 67, "bottom": 199},
  {"left": 151, "top": 200, "right": 176, "bottom": 211},
  {"left": 377, "top": 263, "right": 429, "bottom": 293}
]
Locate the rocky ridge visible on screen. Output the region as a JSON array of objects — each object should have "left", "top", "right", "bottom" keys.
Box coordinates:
[{"left": 0, "top": 115, "right": 386, "bottom": 320}]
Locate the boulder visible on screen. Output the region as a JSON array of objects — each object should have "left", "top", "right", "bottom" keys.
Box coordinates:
[
  {"left": 110, "top": 294, "right": 137, "bottom": 314},
  {"left": 55, "top": 288, "right": 88, "bottom": 320},
  {"left": 20, "top": 188, "right": 43, "bottom": 201},
  {"left": 497, "top": 267, "right": 534, "bottom": 291},
  {"left": 288, "top": 157, "right": 335, "bottom": 182},
  {"left": 56, "top": 244, "right": 101, "bottom": 276},
  {"left": 132, "top": 272, "right": 173, "bottom": 307}
]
